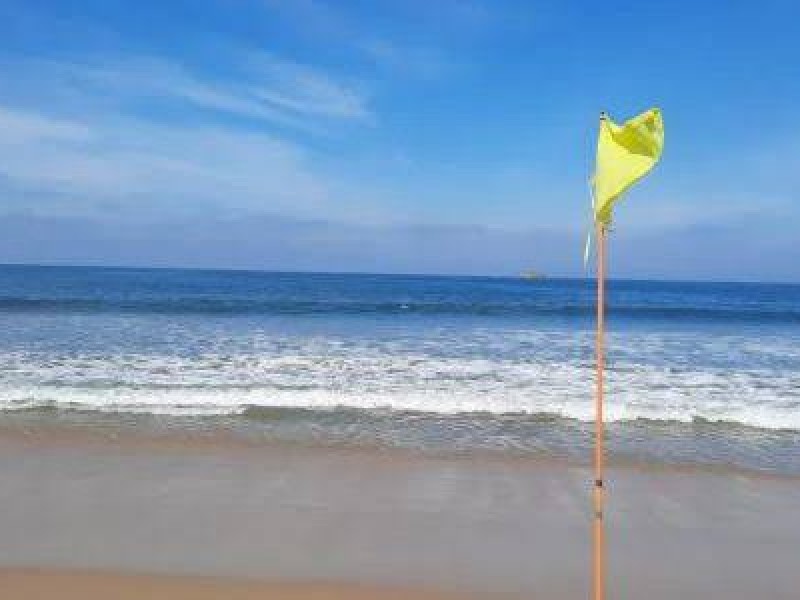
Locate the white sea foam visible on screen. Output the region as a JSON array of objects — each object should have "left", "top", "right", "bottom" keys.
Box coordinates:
[{"left": 1, "top": 343, "right": 798, "bottom": 430}]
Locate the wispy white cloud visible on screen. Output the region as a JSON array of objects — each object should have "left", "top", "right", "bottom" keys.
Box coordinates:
[
  {"left": 0, "top": 24, "right": 386, "bottom": 228},
  {"left": 0, "top": 103, "right": 335, "bottom": 218},
  {"left": 617, "top": 191, "right": 794, "bottom": 232},
  {"left": 0, "top": 106, "right": 92, "bottom": 143},
  {"left": 0, "top": 51, "right": 371, "bottom": 135},
  {"left": 245, "top": 53, "right": 371, "bottom": 120},
  {"left": 0, "top": 39, "right": 383, "bottom": 221}
]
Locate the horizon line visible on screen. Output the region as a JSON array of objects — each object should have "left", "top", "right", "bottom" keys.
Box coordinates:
[{"left": 1, "top": 261, "right": 798, "bottom": 287}]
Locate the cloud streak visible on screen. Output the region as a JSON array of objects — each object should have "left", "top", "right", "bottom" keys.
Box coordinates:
[
  {"left": 1, "top": 52, "right": 371, "bottom": 134},
  {"left": 0, "top": 46, "right": 377, "bottom": 222},
  {"left": 245, "top": 53, "right": 371, "bottom": 120},
  {"left": 0, "top": 104, "right": 338, "bottom": 219}
]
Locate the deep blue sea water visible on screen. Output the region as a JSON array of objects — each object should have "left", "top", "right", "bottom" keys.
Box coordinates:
[{"left": 1, "top": 265, "right": 798, "bottom": 473}]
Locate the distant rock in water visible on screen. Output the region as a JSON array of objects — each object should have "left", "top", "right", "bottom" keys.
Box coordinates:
[{"left": 520, "top": 270, "right": 545, "bottom": 280}]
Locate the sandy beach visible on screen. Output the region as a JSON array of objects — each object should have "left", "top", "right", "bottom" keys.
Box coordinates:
[
  {"left": 1, "top": 423, "right": 798, "bottom": 599},
  {"left": 0, "top": 568, "right": 478, "bottom": 600}
]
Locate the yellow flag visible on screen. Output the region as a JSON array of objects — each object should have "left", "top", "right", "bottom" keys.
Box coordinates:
[{"left": 593, "top": 108, "right": 664, "bottom": 225}]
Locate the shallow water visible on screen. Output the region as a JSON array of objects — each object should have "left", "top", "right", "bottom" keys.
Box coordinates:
[{"left": 1, "top": 265, "right": 798, "bottom": 474}]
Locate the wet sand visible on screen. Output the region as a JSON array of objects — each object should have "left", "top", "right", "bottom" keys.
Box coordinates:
[
  {"left": 0, "top": 568, "right": 480, "bottom": 600},
  {"left": 0, "top": 424, "right": 798, "bottom": 599}
]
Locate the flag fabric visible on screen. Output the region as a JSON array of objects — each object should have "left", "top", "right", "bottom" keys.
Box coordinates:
[{"left": 593, "top": 108, "right": 664, "bottom": 226}]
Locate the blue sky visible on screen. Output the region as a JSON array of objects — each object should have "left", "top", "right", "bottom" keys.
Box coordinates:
[{"left": 0, "top": 0, "right": 798, "bottom": 280}]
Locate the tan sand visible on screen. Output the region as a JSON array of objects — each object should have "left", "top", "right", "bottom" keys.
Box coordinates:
[
  {"left": 0, "top": 424, "right": 798, "bottom": 599},
  {"left": 0, "top": 568, "right": 485, "bottom": 600}
]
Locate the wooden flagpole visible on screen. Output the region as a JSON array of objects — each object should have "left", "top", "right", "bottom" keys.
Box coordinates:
[{"left": 592, "top": 220, "right": 607, "bottom": 600}]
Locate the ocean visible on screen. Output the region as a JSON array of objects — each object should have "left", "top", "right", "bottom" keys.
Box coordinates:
[{"left": 1, "top": 264, "right": 798, "bottom": 474}]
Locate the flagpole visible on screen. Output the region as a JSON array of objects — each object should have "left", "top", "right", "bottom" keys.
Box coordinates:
[
  {"left": 593, "top": 220, "right": 607, "bottom": 600},
  {"left": 589, "top": 106, "right": 662, "bottom": 600}
]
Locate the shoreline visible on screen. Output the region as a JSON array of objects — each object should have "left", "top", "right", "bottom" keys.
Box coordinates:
[{"left": 0, "top": 417, "right": 796, "bottom": 481}]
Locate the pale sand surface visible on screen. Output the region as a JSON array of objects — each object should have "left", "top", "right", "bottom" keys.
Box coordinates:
[
  {"left": 0, "top": 568, "right": 483, "bottom": 600},
  {"left": 0, "top": 425, "right": 798, "bottom": 599}
]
